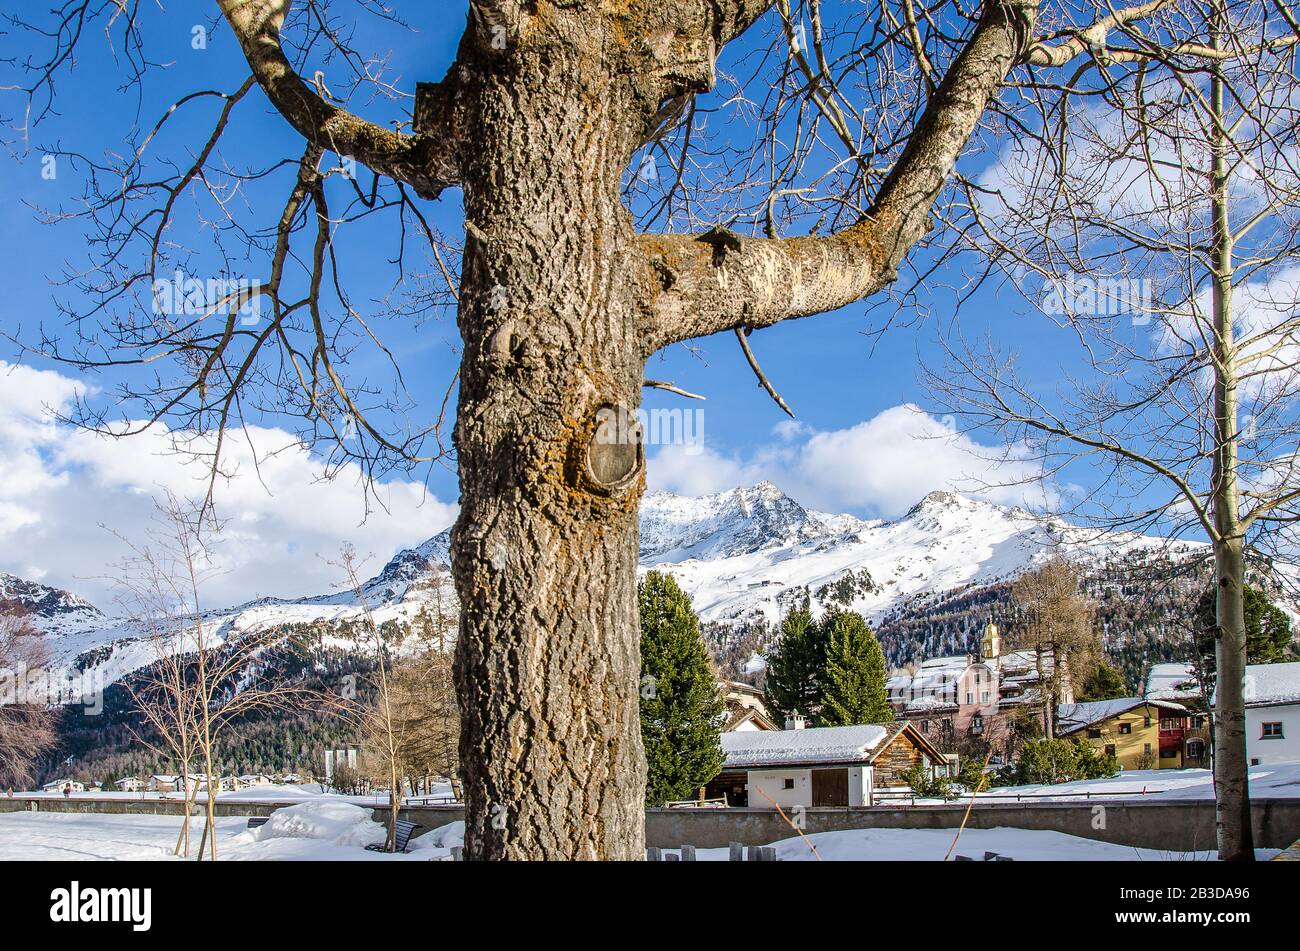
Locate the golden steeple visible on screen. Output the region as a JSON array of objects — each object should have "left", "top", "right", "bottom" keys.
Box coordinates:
[{"left": 981, "top": 618, "right": 1001, "bottom": 661}]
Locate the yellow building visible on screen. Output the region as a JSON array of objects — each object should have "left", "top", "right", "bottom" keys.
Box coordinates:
[{"left": 1057, "top": 698, "right": 1192, "bottom": 771}]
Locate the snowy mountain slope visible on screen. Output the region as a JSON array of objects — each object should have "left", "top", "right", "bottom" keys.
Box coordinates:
[
  {"left": 15, "top": 482, "right": 1214, "bottom": 696},
  {"left": 639, "top": 483, "right": 1198, "bottom": 627},
  {"left": 1, "top": 572, "right": 107, "bottom": 637},
  {"left": 16, "top": 533, "right": 455, "bottom": 699}
]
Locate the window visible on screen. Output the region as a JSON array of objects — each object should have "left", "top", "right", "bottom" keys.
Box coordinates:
[
  {"left": 920, "top": 720, "right": 930, "bottom": 734},
  {"left": 966, "top": 692, "right": 973, "bottom": 705},
  {"left": 975, "top": 671, "right": 982, "bottom": 685},
  {"left": 1119, "top": 723, "right": 1132, "bottom": 735},
  {"left": 1143, "top": 743, "right": 1152, "bottom": 754},
  {"left": 1144, "top": 716, "right": 1152, "bottom": 729},
  {"left": 1192, "top": 715, "right": 1206, "bottom": 729},
  {"left": 1262, "top": 722, "right": 1285, "bottom": 739},
  {"left": 1087, "top": 728, "right": 1102, "bottom": 739},
  {"left": 1186, "top": 739, "right": 1205, "bottom": 759},
  {"left": 1105, "top": 745, "right": 1117, "bottom": 756},
  {"left": 783, "top": 778, "right": 795, "bottom": 790},
  {"left": 981, "top": 691, "right": 990, "bottom": 704},
  {"left": 1251, "top": 758, "right": 1261, "bottom": 767},
  {"left": 970, "top": 715, "right": 984, "bottom": 735}
]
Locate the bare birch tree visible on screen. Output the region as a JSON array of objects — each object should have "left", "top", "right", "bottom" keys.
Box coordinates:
[
  {"left": 1, "top": 0, "right": 1182, "bottom": 858},
  {"left": 928, "top": 0, "right": 1300, "bottom": 860},
  {"left": 115, "top": 497, "right": 322, "bottom": 859},
  {"left": 117, "top": 593, "right": 205, "bottom": 857}
]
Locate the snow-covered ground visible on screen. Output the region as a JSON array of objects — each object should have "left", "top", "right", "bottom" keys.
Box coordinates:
[
  {"left": 668, "top": 828, "right": 1281, "bottom": 861},
  {"left": 0, "top": 808, "right": 1276, "bottom": 861},
  {"left": 972, "top": 761, "right": 1300, "bottom": 802},
  {"left": 0, "top": 802, "right": 463, "bottom": 861}
]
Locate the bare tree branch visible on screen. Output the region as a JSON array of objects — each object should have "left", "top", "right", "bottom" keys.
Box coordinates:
[{"left": 218, "top": 0, "right": 463, "bottom": 198}]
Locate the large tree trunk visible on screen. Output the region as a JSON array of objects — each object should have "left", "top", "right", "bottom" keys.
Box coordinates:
[
  {"left": 213, "top": 0, "right": 1041, "bottom": 862},
  {"left": 449, "top": 23, "right": 653, "bottom": 860}
]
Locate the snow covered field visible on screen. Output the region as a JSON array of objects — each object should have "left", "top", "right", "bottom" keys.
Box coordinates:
[
  {"left": 0, "top": 802, "right": 463, "bottom": 861},
  {"left": 0, "top": 805, "right": 1281, "bottom": 861},
  {"left": 669, "top": 828, "right": 1281, "bottom": 861},
  {"left": 971, "top": 761, "right": 1300, "bottom": 802},
  {"left": 6, "top": 763, "right": 1297, "bottom": 861}
]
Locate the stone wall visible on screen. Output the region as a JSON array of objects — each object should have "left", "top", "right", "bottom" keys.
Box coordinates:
[{"left": 5, "top": 795, "right": 1297, "bottom": 853}]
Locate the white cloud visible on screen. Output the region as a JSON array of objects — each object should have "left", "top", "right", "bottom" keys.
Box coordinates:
[
  {"left": 648, "top": 404, "right": 1052, "bottom": 518},
  {"left": 0, "top": 361, "right": 457, "bottom": 611}
]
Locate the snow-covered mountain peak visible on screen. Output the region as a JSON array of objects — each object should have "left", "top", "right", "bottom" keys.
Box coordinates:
[
  {"left": 904, "top": 489, "right": 1002, "bottom": 520},
  {"left": 640, "top": 481, "right": 844, "bottom": 562},
  {"left": 362, "top": 529, "right": 452, "bottom": 602},
  {"left": 0, "top": 571, "right": 106, "bottom": 635}
]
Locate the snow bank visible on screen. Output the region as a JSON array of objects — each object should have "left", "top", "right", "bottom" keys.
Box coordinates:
[
  {"left": 411, "top": 820, "right": 464, "bottom": 852},
  {"left": 669, "top": 827, "right": 1279, "bottom": 861},
  {"left": 254, "top": 801, "right": 385, "bottom": 848},
  {"left": 978, "top": 760, "right": 1300, "bottom": 801}
]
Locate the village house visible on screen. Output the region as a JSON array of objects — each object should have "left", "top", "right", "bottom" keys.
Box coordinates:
[
  {"left": 706, "top": 719, "right": 949, "bottom": 808},
  {"left": 236, "top": 774, "right": 275, "bottom": 788},
  {"left": 1238, "top": 661, "right": 1300, "bottom": 766},
  {"left": 1056, "top": 698, "right": 1193, "bottom": 770},
  {"left": 148, "top": 773, "right": 237, "bottom": 793},
  {"left": 720, "top": 680, "right": 779, "bottom": 732},
  {"left": 40, "top": 779, "right": 85, "bottom": 793},
  {"left": 148, "top": 774, "right": 182, "bottom": 793},
  {"left": 114, "top": 777, "right": 146, "bottom": 793},
  {"left": 887, "top": 620, "right": 1066, "bottom": 758}
]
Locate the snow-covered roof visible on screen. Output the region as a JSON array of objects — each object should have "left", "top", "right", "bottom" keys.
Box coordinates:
[
  {"left": 889, "top": 656, "right": 972, "bottom": 698},
  {"left": 721, "top": 724, "right": 892, "bottom": 769},
  {"left": 902, "top": 695, "right": 957, "bottom": 712},
  {"left": 998, "top": 649, "right": 1052, "bottom": 674},
  {"left": 1146, "top": 663, "right": 1201, "bottom": 700},
  {"left": 1243, "top": 662, "right": 1300, "bottom": 707},
  {"left": 920, "top": 655, "right": 970, "bottom": 671},
  {"left": 1058, "top": 697, "right": 1187, "bottom": 733}
]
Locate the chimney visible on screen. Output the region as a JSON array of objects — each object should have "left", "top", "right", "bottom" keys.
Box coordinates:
[{"left": 785, "top": 714, "right": 807, "bottom": 730}]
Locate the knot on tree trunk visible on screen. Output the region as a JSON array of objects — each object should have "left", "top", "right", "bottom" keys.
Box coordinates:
[
  {"left": 643, "top": 26, "right": 717, "bottom": 95},
  {"left": 572, "top": 404, "right": 644, "bottom": 496}
]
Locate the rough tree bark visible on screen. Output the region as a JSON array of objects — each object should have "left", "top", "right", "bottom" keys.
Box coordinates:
[{"left": 219, "top": 0, "right": 1039, "bottom": 859}]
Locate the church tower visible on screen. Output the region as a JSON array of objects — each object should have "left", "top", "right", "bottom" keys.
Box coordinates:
[{"left": 980, "top": 618, "right": 1001, "bottom": 661}]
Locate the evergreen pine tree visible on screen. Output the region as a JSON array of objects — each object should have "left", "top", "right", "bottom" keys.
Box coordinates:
[
  {"left": 639, "top": 571, "right": 725, "bottom": 806},
  {"left": 763, "top": 601, "right": 826, "bottom": 722},
  {"left": 1195, "top": 585, "right": 1294, "bottom": 667},
  {"left": 1077, "top": 660, "right": 1128, "bottom": 701},
  {"left": 818, "top": 610, "right": 894, "bottom": 726}
]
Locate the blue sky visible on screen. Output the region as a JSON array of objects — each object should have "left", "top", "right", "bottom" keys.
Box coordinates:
[{"left": 0, "top": 1, "right": 1170, "bottom": 605}]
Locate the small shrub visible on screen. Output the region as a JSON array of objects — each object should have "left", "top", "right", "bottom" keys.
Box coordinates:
[{"left": 902, "top": 762, "right": 957, "bottom": 801}]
